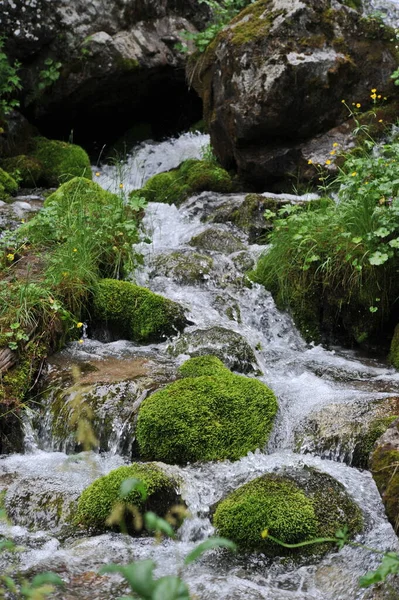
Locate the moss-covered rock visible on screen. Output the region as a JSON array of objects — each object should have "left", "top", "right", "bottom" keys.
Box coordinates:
[
  {"left": 150, "top": 250, "right": 214, "bottom": 285},
  {"left": 0, "top": 167, "right": 18, "bottom": 201},
  {"left": 213, "top": 468, "right": 363, "bottom": 556},
  {"left": 189, "top": 228, "right": 245, "bottom": 254},
  {"left": 370, "top": 419, "right": 399, "bottom": 532},
  {"left": 168, "top": 326, "right": 259, "bottom": 373},
  {"left": 31, "top": 137, "right": 92, "bottom": 186},
  {"left": 136, "top": 368, "right": 277, "bottom": 464},
  {"left": 92, "top": 278, "right": 188, "bottom": 343},
  {"left": 1, "top": 155, "right": 43, "bottom": 188},
  {"left": 44, "top": 176, "right": 114, "bottom": 210},
  {"left": 75, "top": 463, "right": 181, "bottom": 533},
  {"left": 389, "top": 324, "right": 399, "bottom": 369},
  {"left": 136, "top": 159, "right": 233, "bottom": 206},
  {"left": 178, "top": 355, "right": 229, "bottom": 378}
]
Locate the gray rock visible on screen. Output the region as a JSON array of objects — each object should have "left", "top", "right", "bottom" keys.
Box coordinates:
[
  {"left": 189, "top": 227, "right": 246, "bottom": 254},
  {"left": 168, "top": 326, "right": 259, "bottom": 373},
  {"left": 150, "top": 250, "right": 214, "bottom": 285},
  {"left": 190, "top": 0, "right": 397, "bottom": 188}
]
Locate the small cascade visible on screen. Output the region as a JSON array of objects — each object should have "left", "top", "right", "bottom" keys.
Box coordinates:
[{"left": 2, "top": 133, "right": 399, "bottom": 599}]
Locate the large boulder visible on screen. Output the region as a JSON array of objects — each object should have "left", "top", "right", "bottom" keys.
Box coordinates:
[
  {"left": 1, "top": 0, "right": 208, "bottom": 145},
  {"left": 213, "top": 467, "right": 363, "bottom": 556},
  {"left": 190, "top": 0, "right": 398, "bottom": 188},
  {"left": 370, "top": 418, "right": 399, "bottom": 532}
]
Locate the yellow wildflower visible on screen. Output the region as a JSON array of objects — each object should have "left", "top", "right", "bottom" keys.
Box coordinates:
[
  {"left": 379, "top": 119, "right": 383, "bottom": 123},
  {"left": 330, "top": 150, "right": 336, "bottom": 156},
  {"left": 371, "top": 88, "right": 377, "bottom": 93},
  {"left": 73, "top": 248, "right": 77, "bottom": 252},
  {"left": 6, "top": 253, "right": 14, "bottom": 261},
  {"left": 325, "top": 159, "right": 331, "bottom": 165},
  {"left": 333, "top": 142, "right": 339, "bottom": 147},
  {"left": 356, "top": 103, "right": 361, "bottom": 108},
  {"left": 95, "top": 172, "right": 100, "bottom": 177},
  {"left": 378, "top": 95, "right": 382, "bottom": 99},
  {"left": 370, "top": 93, "right": 377, "bottom": 100},
  {"left": 78, "top": 339, "right": 84, "bottom": 344},
  {"left": 119, "top": 183, "right": 124, "bottom": 189},
  {"left": 21, "top": 219, "right": 25, "bottom": 223},
  {"left": 76, "top": 322, "right": 83, "bottom": 328},
  {"left": 307, "top": 159, "right": 313, "bottom": 165},
  {"left": 351, "top": 172, "right": 357, "bottom": 177},
  {"left": 341, "top": 99, "right": 345, "bottom": 103}
]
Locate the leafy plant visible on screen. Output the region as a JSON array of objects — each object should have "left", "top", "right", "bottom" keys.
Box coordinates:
[
  {"left": 0, "top": 37, "right": 21, "bottom": 117},
  {"left": 177, "top": 0, "right": 256, "bottom": 53},
  {"left": 38, "top": 58, "right": 62, "bottom": 91}
]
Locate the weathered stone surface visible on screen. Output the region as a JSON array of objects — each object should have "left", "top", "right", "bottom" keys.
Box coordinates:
[
  {"left": 168, "top": 326, "right": 259, "bottom": 373},
  {"left": 1, "top": 0, "right": 207, "bottom": 145},
  {"left": 190, "top": 0, "right": 398, "bottom": 188},
  {"left": 370, "top": 418, "right": 399, "bottom": 532}
]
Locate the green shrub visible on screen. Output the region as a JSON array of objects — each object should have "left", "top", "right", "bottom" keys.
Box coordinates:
[
  {"left": 30, "top": 137, "right": 92, "bottom": 186},
  {"left": 133, "top": 159, "right": 233, "bottom": 206},
  {"left": 253, "top": 141, "right": 399, "bottom": 346},
  {"left": 75, "top": 463, "right": 180, "bottom": 532},
  {"left": 92, "top": 278, "right": 187, "bottom": 343},
  {"left": 213, "top": 469, "right": 363, "bottom": 555},
  {"left": 178, "top": 355, "right": 229, "bottom": 378},
  {"left": 1, "top": 155, "right": 43, "bottom": 187},
  {"left": 0, "top": 167, "right": 18, "bottom": 201},
  {"left": 0, "top": 37, "right": 21, "bottom": 118},
  {"left": 136, "top": 370, "right": 278, "bottom": 464}
]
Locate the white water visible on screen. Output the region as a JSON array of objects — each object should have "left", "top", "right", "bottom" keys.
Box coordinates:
[{"left": 2, "top": 129, "right": 399, "bottom": 598}]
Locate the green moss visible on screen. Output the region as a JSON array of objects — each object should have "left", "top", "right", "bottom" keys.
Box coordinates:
[
  {"left": 135, "top": 160, "right": 233, "bottom": 206},
  {"left": 340, "top": 0, "right": 362, "bottom": 9},
  {"left": 115, "top": 56, "right": 140, "bottom": 71},
  {"left": 0, "top": 167, "right": 18, "bottom": 201},
  {"left": 0, "top": 358, "right": 32, "bottom": 405},
  {"left": 370, "top": 443, "right": 399, "bottom": 531},
  {"left": 353, "top": 416, "right": 399, "bottom": 468},
  {"left": 213, "top": 469, "right": 363, "bottom": 556},
  {"left": 185, "top": 162, "right": 233, "bottom": 194},
  {"left": 44, "top": 176, "right": 114, "bottom": 209},
  {"left": 31, "top": 137, "right": 92, "bottom": 186},
  {"left": 178, "top": 355, "right": 230, "bottom": 378},
  {"left": 136, "top": 371, "right": 278, "bottom": 464},
  {"left": 389, "top": 324, "right": 399, "bottom": 369},
  {"left": 92, "top": 278, "right": 187, "bottom": 343},
  {"left": 1, "top": 155, "right": 43, "bottom": 188},
  {"left": 225, "top": 2, "right": 282, "bottom": 46},
  {"left": 75, "top": 463, "right": 180, "bottom": 532}
]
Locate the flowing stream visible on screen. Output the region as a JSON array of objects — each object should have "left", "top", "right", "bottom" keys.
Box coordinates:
[{"left": 1, "top": 130, "right": 399, "bottom": 599}]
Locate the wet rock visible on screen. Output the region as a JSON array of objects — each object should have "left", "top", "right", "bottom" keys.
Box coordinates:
[
  {"left": 168, "top": 326, "right": 259, "bottom": 373},
  {"left": 150, "top": 249, "right": 214, "bottom": 285},
  {"left": 190, "top": 0, "right": 397, "bottom": 188},
  {"left": 36, "top": 351, "right": 177, "bottom": 456},
  {"left": 5, "top": 476, "right": 80, "bottom": 534},
  {"left": 295, "top": 397, "right": 399, "bottom": 468},
  {"left": 189, "top": 227, "right": 245, "bottom": 254},
  {"left": 213, "top": 466, "right": 363, "bottom": 556},
  {"left": 370, "top": 418, "right": 399, "bottom": 532}
]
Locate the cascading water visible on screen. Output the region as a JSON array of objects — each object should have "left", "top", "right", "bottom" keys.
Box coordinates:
[{"left": 2, "top": 129, "right": 399, "bottom": 599}]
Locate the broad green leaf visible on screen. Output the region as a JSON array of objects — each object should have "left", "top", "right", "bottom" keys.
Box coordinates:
[
  {"left": 389, "top": 238, "right": 399, "bottom": 248},
  {"left": 144, "top": 512, "right": 175, "bottom": 538},
  {"left": 184, "top": 537, "right": 236, "bottom": 565},
  {"left": 352, "top": 236, "right": 362, "bottom": 244},
  {"left": 30, "top": 572, "right": 64, "bottom": 588},
  {"left": 374, "top": 227, "right": 391, "bottom": 238},
  {"left": 359, "top": 553, "right": 399, "bottom": 587},
  {"left": 369, "top": 251, "right": 389, "bottom": 265},
  {"left": 153, "top": 576, "right": 190, "bottom": 600},
  {"left": 100, "top": 560, "right": 156, "bottom": 597},
  {"left": 119, "top": 478, "right": 148, "bottom": 501}
]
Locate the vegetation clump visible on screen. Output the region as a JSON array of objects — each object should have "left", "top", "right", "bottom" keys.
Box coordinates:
[
  {"left": 0, "top": 167, "right": 18, "bottom": 201},
  {"left": 92, "top": 278, "right": 187, "bottom": 343},
  {"left": 136, "top": 360, "right": 278, "bottom": 464},
  {"left": 30, "top": 137, "right": 92, "bottom": 186},
  {"left": 253, "top": 137, "right": 399, "bottom": 347},
  {"left": 213, "top": 468, "right": 363, "bottom": 555},
  {"left": 75, "top": 463, "right": 180, "bottom": 532},
  {"left": 1, "top": 155, "right": 43, "bottom": 187},
  {"left": 135, "top": 159, "right": 233, "bottom": 206}
]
